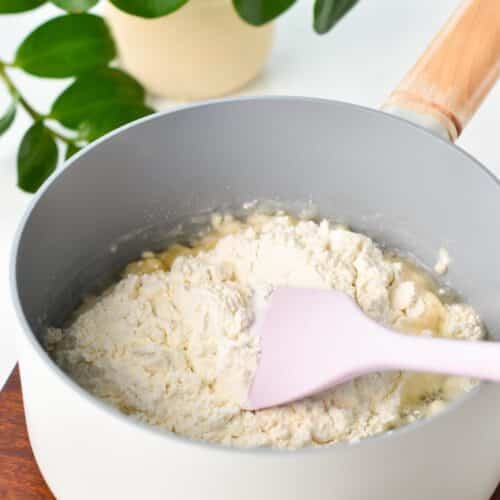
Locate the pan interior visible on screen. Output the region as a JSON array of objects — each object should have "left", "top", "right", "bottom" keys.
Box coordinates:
[{"left": 14, "top": 98, "right": 500, "bottom": 347}]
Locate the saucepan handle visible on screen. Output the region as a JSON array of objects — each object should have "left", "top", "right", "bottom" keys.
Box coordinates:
[{"left": 382, "top": 0, "right": 500, "bottom": 141}]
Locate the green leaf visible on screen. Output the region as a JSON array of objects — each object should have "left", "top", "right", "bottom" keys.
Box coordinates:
[
  {"left": 50, "top": 0, "right": 98, "bottom": 12},
  {"left": 313, "top": 0, "right": 358, "bottom": 34},
  {"left": 78, "top": 103, "right": 154, "bottom": 142},
  {"left": 50, "top": 68, "right": 146, "bottom": 129},
  {"left": 17, "top": 122, "right": 58, "bottom": 193},
  {"left": 49, "top": 67, "right": 153, "bottom": 142},
  {"left": 65, "top": 142, "right": 81, "bottom": 159},
  {"left": 0, "top": 0, "right": 45, "bottom": 13},
  {"left": 232, "top": 0, "right": 296, "bottom": 26},
  {"left": 14, "top": 14, "right": 116, "bottom": 78},
  {"left": 0, "top": 94, "right": 18, "bottom": 136},
  {"left": 109, "top": 0, "right": 188, "bottom": 18}
]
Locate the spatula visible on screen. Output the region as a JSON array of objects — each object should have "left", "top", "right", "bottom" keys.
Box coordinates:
[{"left": 247, "top": 287, "right": 500, "bottom": 410}]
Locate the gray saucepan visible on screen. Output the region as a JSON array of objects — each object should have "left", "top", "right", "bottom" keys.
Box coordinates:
[{"left": 11, "top": 0, "right": 500, "bottom": 498}]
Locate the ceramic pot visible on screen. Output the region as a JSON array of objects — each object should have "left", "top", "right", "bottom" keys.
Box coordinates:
[{"left": 104, "top": 0, "right": 274, "bottom": 100}]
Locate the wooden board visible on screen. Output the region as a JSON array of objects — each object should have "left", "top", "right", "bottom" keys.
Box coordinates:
[
  {"left": 0, "top": 365, "right": 499, "bottom": 499},
  {"left": 0, "top": 366, "right": 54, "bottom": 499}
]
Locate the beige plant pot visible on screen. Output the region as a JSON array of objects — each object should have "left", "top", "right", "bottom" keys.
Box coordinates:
[{"left": 104, "top": 0, "right": 274, "bottom": 100}]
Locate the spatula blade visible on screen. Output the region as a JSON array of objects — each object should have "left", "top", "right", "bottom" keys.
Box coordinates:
[{"left": 247, "top": 287, "right": 377, "bottom": 410}]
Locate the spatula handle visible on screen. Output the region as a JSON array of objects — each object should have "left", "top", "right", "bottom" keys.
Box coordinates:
[
  {"left": 377, "top": 332, "right": 500, "bottom": 382},
  {"left": 383, "top": 0, "right": 500, "bottom": 140}
]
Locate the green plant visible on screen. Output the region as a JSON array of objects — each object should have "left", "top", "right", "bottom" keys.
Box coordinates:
[
  {"left": 0, "top": 2, "right": 153, "bottom": 193},
  {"left": 108, "top": 0, "right": 358, "bottom": 33},
  {"left": 0, "top": 0, "right": 357, "bottom": 193}
]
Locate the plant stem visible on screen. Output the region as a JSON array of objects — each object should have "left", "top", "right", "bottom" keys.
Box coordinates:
[
  {"left": 0, "top": 64, "right": 42, "bottom": 121},
  {"left": 49, "top": 127, "right": 77, "bottom": 144},
  {"left": 0, "top": 61, "right": 77, "bottom": 146}
]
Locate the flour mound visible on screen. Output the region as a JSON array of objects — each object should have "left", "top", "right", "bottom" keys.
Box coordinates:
[{"left": 47, "top": 215, "right": 483, "bottom": 449}]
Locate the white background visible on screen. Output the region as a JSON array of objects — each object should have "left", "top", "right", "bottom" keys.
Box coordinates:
[{"left": 0, "top": 0, "right": 499, "bottom": 390}]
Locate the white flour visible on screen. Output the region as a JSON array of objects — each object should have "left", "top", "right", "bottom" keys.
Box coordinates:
[
  {"left": 47, "top": 214, "right": 483, "bottom": 449},
  {"left": 434, "top": 248, "right": 451, "bottom": 275}
]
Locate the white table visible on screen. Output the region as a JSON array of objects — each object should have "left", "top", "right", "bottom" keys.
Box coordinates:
[{"left": 0, "top": 0, "right": 498, "bottom": 390}]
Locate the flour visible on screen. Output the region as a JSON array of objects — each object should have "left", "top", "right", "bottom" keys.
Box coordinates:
[
  {"left": 47, "top": 214, "right": 483, "bottom": 449},
  {"left": 435, "top": 248, "right": 451, "bottom": 275}
]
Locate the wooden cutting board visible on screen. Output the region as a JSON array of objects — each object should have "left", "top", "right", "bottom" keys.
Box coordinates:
[
  {"left": 1, "top": 365, "right": 499, "bottom": 500},
  {"left": 0, "top": 366, "right": 54, "bottom": 499}
]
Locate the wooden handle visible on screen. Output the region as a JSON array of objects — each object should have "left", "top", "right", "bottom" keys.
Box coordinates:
[{"left": 384, "top": 0, "right": 500, "bottom": 140}]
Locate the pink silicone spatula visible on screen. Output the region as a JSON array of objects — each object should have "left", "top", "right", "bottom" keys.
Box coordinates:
[{"left": 247, "top": 287, "right": 500, "bottom": 410}]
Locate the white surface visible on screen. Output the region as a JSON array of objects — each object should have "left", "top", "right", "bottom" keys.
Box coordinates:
[{"left": 0, "top": 0, "right": 498, "bottom": 390}]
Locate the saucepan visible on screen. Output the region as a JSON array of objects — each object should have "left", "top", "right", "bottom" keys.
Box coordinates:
[{"left": 11, "top": 0, "right": 500, "bottom": 498}]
